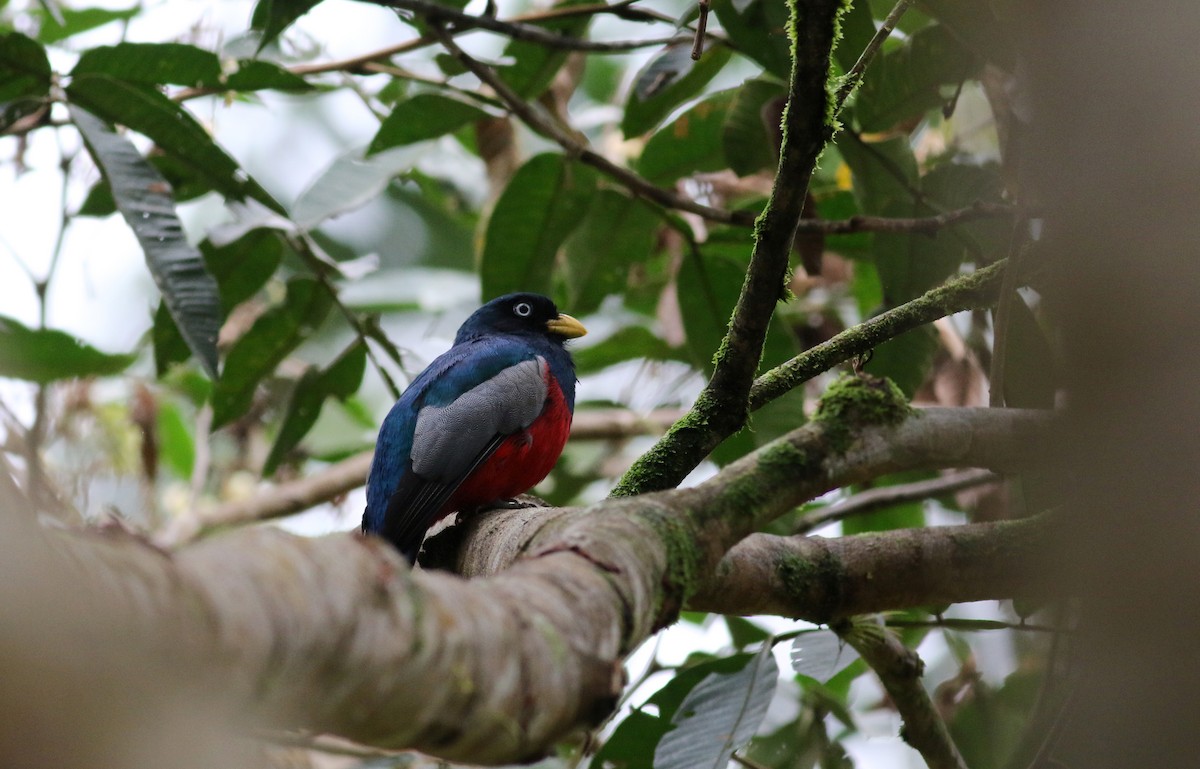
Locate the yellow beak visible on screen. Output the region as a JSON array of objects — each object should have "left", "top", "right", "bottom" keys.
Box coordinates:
[{"left": 546, "top": 313, "right": 587, "bottom": 339}]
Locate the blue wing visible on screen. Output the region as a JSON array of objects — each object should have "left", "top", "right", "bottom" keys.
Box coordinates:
[{"left": 362, "top": 338, "right": 549, "bottom": 560}]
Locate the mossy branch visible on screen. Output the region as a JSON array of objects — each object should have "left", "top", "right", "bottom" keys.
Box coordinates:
[
  {"left": 610, "top": 0, "right": 845, "bottom": 499},
  {"left": 837, "top": 618, "right": 969, "bottom": 769}
]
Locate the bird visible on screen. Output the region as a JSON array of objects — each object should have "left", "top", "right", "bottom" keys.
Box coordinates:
[{"left": 362, "top": 292, "right": 587, "bottom": 563}]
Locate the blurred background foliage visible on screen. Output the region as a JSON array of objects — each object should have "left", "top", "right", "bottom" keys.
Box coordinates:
[{"left": 0, "top": 0, "right": 1057, "bottom": 766}]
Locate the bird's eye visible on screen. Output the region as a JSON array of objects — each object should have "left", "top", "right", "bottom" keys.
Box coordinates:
[{"left": 513, "top": 302, "right": 533, "bottom": 317}]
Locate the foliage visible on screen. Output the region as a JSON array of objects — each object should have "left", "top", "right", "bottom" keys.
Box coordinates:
[{"left": 0, "top": 0, "right": 1053, "bottom": 766}]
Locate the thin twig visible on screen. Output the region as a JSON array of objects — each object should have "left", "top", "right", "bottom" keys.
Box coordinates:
[
  {"left": 379, "top": 0, "right": 687, "bottom": 53},
  {"left": 691, "top": 0, "right": 711, "bottom": 61},
  {"left": 794, "top": 468, "right": 1000, "bottom": 534},
  {"left": 834, "top": 0, "right": 912, "bottom": 111},
  {"left": 428, "top": 22, "right": 750, "bottom": 226}
]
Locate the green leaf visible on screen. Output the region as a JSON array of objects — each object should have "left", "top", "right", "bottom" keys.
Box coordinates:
[
  {"left": 790, "top": 629, "right": 861, "bottom": 682},
  {"left": 263, "top": 340, "right": 366, "bottom": 475},
  {"left": 250, "top": 0, "right": 324, "bottom": 50},
  {"left": 291, "top": 146, "right": 420, "bottom": 230},
  {"left": 0, "top": 315, "right": 135, "bottom": 383},
  {"left": 498, "top": 2, "right": 592, "bottom": 98},
  {"left": 622, "top": 44, "right": 732, "bottom": 137},
  {"left": 72, "top": 43, "right": 310, "bottom": 91},
  {"left": 712, "top": 0, "right": 791, "bottom": 80},
  {"left": 367, "top": 93, "right": 489, "bottom": 155},
  {"left": 32, "top": 5, "right": 140, "bottom": 45},
  {"left": 65, "top": 75, "right": 282, "bottom": 212},
  {"left": 722, "top": 78, "right": 785, "bottom": 176},
  {"left": 638, "top": 90, "right": 735, "bottom": 183},
  {"left": 0, "top": 32, "right": 50, "bottom": 101},
  {"left": 653, "top": 644, "right": 778, "bottom": 769},
  {"left": 562, "top": 190, "right": 660, "bottom": 315},
  {"left": 70, "top": 106, "right": 221, "bottom": 378},
  {"left": 862, "top": 325, "right": 937, "bottom": 397},
  {"left": 0, "top": 32, "right": 51, "bottom": 131},
  {"left": 593, "top": 652, "right": 775, "bottom": 769},
  {"left": 211, "top": 277, "right": 333, "bottom": 429},
  {"left": 80, "top": 151, "right": 213, "bottom": 216},
  {"left": 572, "top": 325, "right": 685, "bottom": 374},
  {"left": 854, "top": 24, "right": 981, "bottom": 133},
  {"left": 153, "top": 230, "right": 288, "bottom": 375},
  {"left": 156, "top": 400, "right": 195, "bottom": 478},
  {"left": 726, "top": 616, "right": 771, "bottom": 649},
  {"left": 480, "top": 153, "right": 597, "bottom": 301}
]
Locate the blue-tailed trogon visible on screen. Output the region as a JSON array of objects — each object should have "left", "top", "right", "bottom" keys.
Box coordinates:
[{"left": 362, "top": 293, "right": 586, "bottom": 562}]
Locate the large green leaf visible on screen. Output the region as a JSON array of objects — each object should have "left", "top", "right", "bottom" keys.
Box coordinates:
[
  {"left": 0, "top": 315, "right": 135, "bottom": 383},
  {"left": 263, "top": 339, "right": 366, "bottom": 475},
  {"left": 622, "top": 44, "right": 733, "bottom": 137},
  {"left": 1000, "top": 295, "right": 1058, "bottom": 409},
  {"left": 854, "top": 24, "right": 981, "bottom": 133},
  {"left": 712, "top": 0, "right": 791, "bottom": 80},
  {"left": 653, "top": 644, "right": 778, "bottom": 769},
  {"left": 0, "top": 32, "right": 51, "bottom": 131},
  {"left": 637, "top": 90, "right": 735, "bottom": 183},
  {"left": 72, "top": 43, "right": 309, "bottom": 91},
  {"left": 562, "top": 190, "right": 660, "bottom": 315},
  {"left": 80, "top": 152, "right": 214, "bottom": 216},
  {"left": 722, "top": 78, "right": 785, "bottom": 176},
  {"left": 291, "top": 146, "right": 420, "bottom": 230},
  {"left": 211, "top": 277, "right": 334, "bottom": 428},
  {"left": 65, "top": 75, "right": 282, "bottom": 211},
  {"left": 367, "top": 93, "right": 489, "bottom": 155},
  {"left": 480, "top": 153, "right": 597, "bottom": 301},
  {"left": 153, "top": 229, "right": 288, "bottom": 375},
  {"left": 592, "top": 650, "right": 777, "bottom": 769},
  {"left": 70, "top": 106, "right": 221, "bottom": 378}
]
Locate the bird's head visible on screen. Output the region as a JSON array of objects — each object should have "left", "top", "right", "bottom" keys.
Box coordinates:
[{"left": 454, "top": 293, "right": 587, "bottom": 345}]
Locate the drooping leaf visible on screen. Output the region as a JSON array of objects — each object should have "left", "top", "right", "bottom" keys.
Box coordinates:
[
  {"left": 250, "top": 0, "right": 324, "bottom": 50},
  {"left": 153, "top": 229, "right": 288, "bottom": 375},
  {"left": 80, "top": 151, "right": 214, "bottom": 216},
  {"left": 722, "top": 78, "right": 786, "bottom": 176},
  {"left": 592, "top": 651, "right": 777, "bottom": 769},
  {"left": 791, "top": 630, "right": 861, "bottom": 682},
  {"left": 712, "top": 0, "right": 791, "bottom": 80},
  {"left": 637, "top": 90, "right": 735, "bottom": 183},
  {"left": 653, "top": 643, "right": 779, "bottom": 769},
  {"left": 862, "top": 324, "right": 938, "bottom": 397},
  {"left": 0, "top": 315, "right": 135, "bottom": 383},
  {"left": 211, "top": 277, "right": 334, "bottom": 428},
  {"left": 263, "top": 339, "right": 366, "bottom": 475},
  {"left": 622, "top": 44, "right": 733, "bottom": 137},
  {"left": 367, "top": 93, "right": 490, "bottom": 155},
  {"left": 480, "top": 153, "right": 597, "bottom": 301},
  {"left": 291, "top": 146, "right": 420, "bottom": 230},
  {"left": 65, "top": 75, "right": 282, "bottom": 212},
  {"left": 31, "top": 4, "right": 140, "bottom": 44},
  {"left": 562, "top": 190, "right": 659, "bottom": 315},
  {"left": 1000, "top": 294, "right": 1058, "bottom": 409},
  {"left": 70, "top": 106, "right": 221, "bottom": 378},
  {"left": 156, "top": 400, "right": 196, "bottom": 478}
]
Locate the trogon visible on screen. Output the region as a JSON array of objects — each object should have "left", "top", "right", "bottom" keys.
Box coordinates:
[{"left": 362, "top": 293, "right": 587, "bottom": 563}]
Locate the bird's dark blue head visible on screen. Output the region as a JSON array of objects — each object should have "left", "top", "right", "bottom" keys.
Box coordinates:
[{"left": 454, "top": 293, "right": 587, "bottom": 345}]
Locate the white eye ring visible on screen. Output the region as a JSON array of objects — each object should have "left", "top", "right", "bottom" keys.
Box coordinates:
[{"left": 513, "top": 302, "right": 533, "bottom": 317}]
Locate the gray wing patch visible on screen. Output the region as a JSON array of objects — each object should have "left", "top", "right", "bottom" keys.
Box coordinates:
[{"left": 411, "top": 357, "right": 548, "bottom": 480}]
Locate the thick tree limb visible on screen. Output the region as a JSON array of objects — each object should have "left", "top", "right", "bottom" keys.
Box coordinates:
[{"left": 31, "top": 404, "right": 1049, "bottom": 763}]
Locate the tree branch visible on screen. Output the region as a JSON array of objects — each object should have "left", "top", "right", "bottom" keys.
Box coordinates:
[
  {"left": 837, "top": 618, "right": 969, "bottom": 769},
  {"left": 610, "top": 0, "right": 845, "bottom": 498},
  {"left": 34, "top": 401, "right": 1050, "bottom": 763}
]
